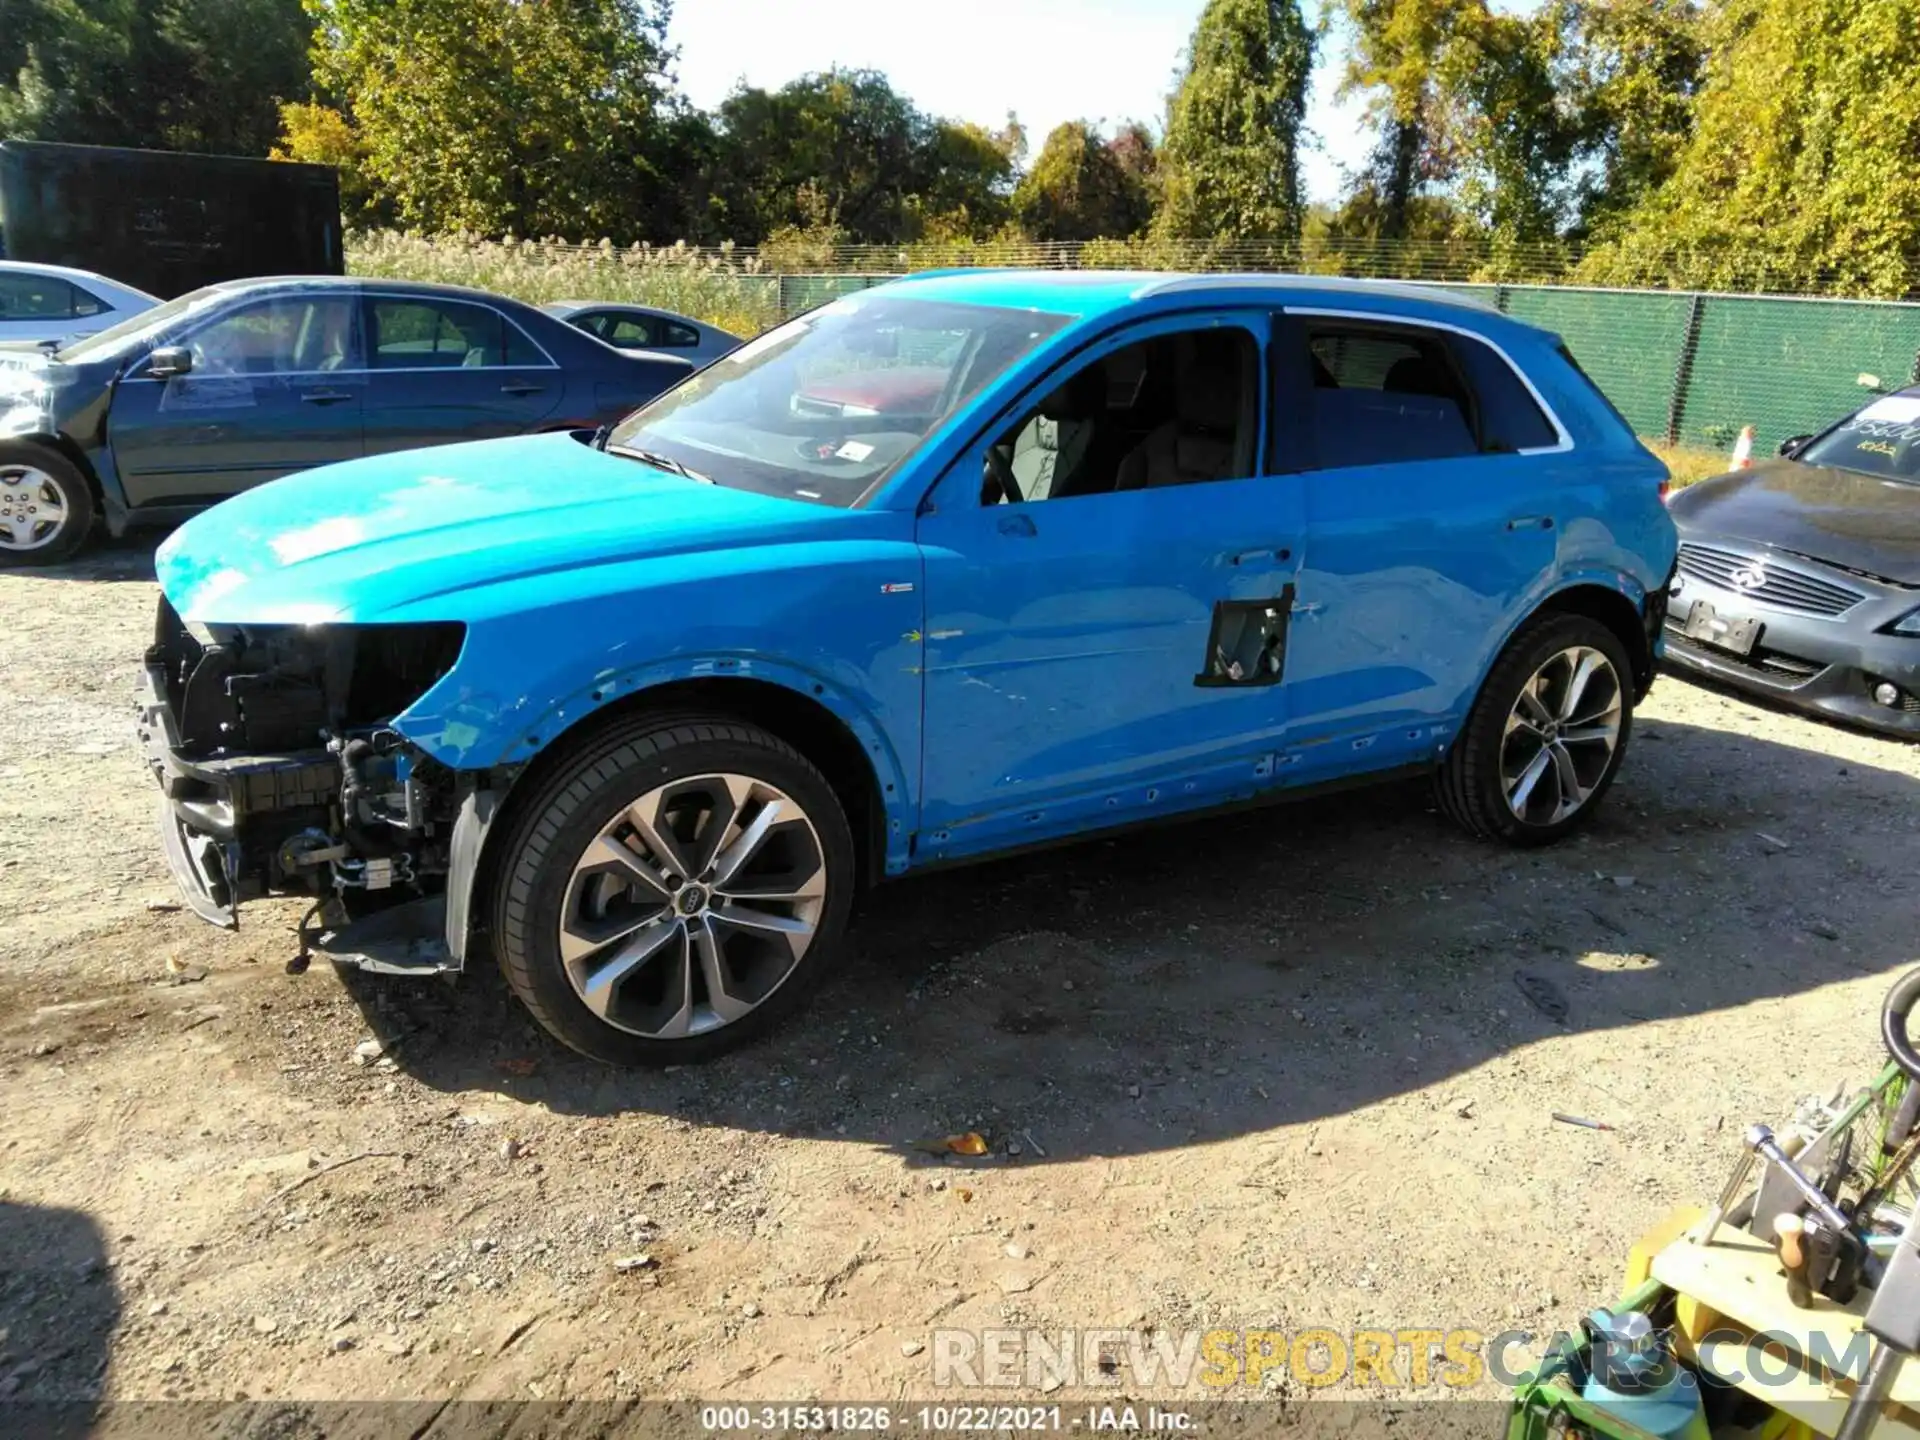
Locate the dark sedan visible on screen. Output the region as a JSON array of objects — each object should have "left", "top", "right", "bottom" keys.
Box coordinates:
[
  {"left": 1664, "top": 391, "right": 1920, "bottom": 737},
  {"left": 0, "top": 276, "right": 693, "bottom": 564}
]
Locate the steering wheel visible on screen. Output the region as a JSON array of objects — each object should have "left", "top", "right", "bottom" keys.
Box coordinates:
[
  {"left": 983, "top": 447, "right": 1022, "bottom": 506},
  {"left": 1883, "top": 967, "right": 1920, "bottom": 1080}
]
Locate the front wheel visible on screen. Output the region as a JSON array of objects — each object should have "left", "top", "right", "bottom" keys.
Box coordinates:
[
  {"left": 491, "top": 715, "right": 855, "bottom": 1066},
  {"left": 1435, "top": 612, "right": 1634, "bottom": 845},
  {"left": 0, "top": 442, "right": 94, "bottom": 566}
]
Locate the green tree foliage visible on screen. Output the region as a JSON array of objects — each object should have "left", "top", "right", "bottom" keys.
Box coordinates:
[
  {"left": 1011, "top": 121, "right": 1154, "bottom": 241},
  {"left": 0, "top": 0, "right": 311, "bottom": 154},
  {"left": 306, "top": 0, "right": 678, "bottom": 239},
  {"left": 1549, "top": 0, "right": 1705, "bottom": 240},
  {"left": 1158, "top": 0, "right": 1315, "bottom": 240},
  {"left": 710, "top": 70, "right": 1016, "bottom": 244},
  {"left": 1334, "top": 0, "right": 1475, "bottom": 239},
  {"left": 1578, "top": 0, "right": 1920, "bottom": 296},
  {"left": 1437, "top": 7, "right": 1578, "bottom": 246}
]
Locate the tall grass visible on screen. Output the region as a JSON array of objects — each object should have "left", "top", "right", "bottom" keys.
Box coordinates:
[{"left": 347, "top": 231, "right": 784, "bottom": 336}]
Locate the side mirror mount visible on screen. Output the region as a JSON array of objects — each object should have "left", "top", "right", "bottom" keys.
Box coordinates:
[
  {"left": 1778, "top": 434, "right": 1812, "bottom": 459},
  {"left": 147, "top": 346, "right": 192, "bottom": 379}
]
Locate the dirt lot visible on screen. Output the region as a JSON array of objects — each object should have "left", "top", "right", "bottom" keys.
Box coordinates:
[{"left": 2, "top": 539, "right": 1917, "bottom": 1424}]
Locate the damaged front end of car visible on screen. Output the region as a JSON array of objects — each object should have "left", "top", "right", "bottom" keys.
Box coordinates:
[{"left": 137, "top": 596, "right": 485, "bottom": 971}]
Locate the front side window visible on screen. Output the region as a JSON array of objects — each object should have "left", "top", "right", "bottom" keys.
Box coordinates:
[
  {"left": 0, "top": 272, "right": 78, "bottom": 321},
  {"left": 186, "top": 296, "right": 359, "bottom": 376},
  {"left": 981, "top": 327, "right": 1258, "bottom": 504},
  {"left": 606, "top": 295, "right": 1070, "bottom": 508},
  {"left": 1797, "top": 392, "right": 1920, "bottom": 483}
]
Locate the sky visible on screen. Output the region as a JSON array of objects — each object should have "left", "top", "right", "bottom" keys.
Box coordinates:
[{"left": 666, "top": 0, "right": 1373, "bottom": 205}]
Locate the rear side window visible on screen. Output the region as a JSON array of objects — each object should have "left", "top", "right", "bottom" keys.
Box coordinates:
[
  {"left": 0, "top": 272, "right": 80, "bottom": 320},
  {"left": 370, "top": 298, "right": 548, "bottom": 368},
  {"left": 1305, "top": 323, "right": 1478, "bottom": 467}
]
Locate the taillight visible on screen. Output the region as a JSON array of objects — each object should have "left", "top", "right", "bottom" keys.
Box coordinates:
[{"left": 1659, "top": 478, "right": 1672, "bottom": 505}]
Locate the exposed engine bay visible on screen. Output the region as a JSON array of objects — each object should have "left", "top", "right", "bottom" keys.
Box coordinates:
[{"left": 137, "top": 596, "right": 478, "bottom": 952}]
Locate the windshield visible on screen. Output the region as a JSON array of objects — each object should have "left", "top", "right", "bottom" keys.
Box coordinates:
[
  {"left": 55, "top": 285, "right": 228, "bottom": 363},
  {"left": 605, "top": 294, "right": 1069, "bottom": 506},
  {"left": 1798, "top": 392, "right": 1920, "bottom": 483}
]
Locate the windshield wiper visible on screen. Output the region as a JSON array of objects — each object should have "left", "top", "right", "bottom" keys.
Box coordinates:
[{"left": 606, "top": 443, "right": 712, "bottom": 484}]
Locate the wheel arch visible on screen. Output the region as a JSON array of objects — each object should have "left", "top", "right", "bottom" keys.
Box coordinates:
[
  {"left": 1534, "top": 580, "right": 1654, "bottom": 699},
  {"left": 449, "top": 673, "right": 901, "bottom": 968},
  {"left": 1, "top": 431, "right": 103, "bottom": 509}
]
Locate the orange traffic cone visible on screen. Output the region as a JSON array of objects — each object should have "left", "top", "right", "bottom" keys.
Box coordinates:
[{"left": 1729, "top": 426, "right": 1754, "bottom": 469}]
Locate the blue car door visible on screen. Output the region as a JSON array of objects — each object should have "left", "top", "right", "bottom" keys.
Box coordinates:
[
  {"left": 360, "top": 294, "right": 562, "bottom": 456},
  {"left": 914, "top": 311, "right": 1304, "bottom": 862},
  {"left": 108, "top": 292, "right": 365, "bottom": 508},
  {"left": 1276, "top": 309, "right": 1569, "bottom": 776}
]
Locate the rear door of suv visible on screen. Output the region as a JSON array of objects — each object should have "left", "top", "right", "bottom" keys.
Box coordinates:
[{"left": 1275, "top": 308, "right": 1572, "bottom": 776}]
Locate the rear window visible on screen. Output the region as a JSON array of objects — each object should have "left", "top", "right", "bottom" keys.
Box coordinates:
[
  {"left": 1798, "top": 392, "right": 1920, "bottom": 483},
  {"left": 1557, "top": 344, "right": 1632, "bottom": 433},
  {"left": 1454, "top": 336, "right": 1558, "bottom": 450}
]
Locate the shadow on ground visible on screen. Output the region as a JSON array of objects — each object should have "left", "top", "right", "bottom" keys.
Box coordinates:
[
  {"left": 339, "top": 712, "right": 1916, "bottom": 1162},
  {"left": 0, "top": 1200, "right": 120, "bottom": 1437}
]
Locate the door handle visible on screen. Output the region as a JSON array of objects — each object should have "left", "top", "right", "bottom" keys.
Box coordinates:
[
  {"left": 997, "top": 513, "right": 1037, "bottom": 538},
  {"left": 1506, "top": 515, "right": 1554, "bottom": 531},
  {"left": 500, "top": 383, "right": 547, "bottom": 397},
  {"left": 1228, "top": 545, "right": 1293, "bottom": 565},
  {"left": 300, "top": 389, "right": 353, "bottom": 406}
]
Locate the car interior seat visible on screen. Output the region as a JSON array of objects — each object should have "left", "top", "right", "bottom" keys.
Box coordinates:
[{"left": 1113, "top": 334, "right": 1248, "bottom": 489}]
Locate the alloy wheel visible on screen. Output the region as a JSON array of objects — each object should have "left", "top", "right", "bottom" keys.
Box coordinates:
[
  {"left": 557, "top": 773, "right": 827, "bottom": 1039},
  {"left": 1500, "top": 644, "right": 1624, "bottom": 826},
  {"left": 0, "top": 465, "right": 68, "bottom": 552}
]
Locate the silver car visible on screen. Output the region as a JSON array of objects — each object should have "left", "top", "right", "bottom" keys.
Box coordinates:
[
  {"left": 543, "top": 300, "right": 741, "bottom": 368},
  {"left": 0, "top": 261, "right": 158, "bottom": 345}
]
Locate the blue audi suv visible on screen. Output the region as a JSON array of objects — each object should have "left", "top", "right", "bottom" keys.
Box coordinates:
[{"left": 139, "top": 271, "right": 1677, "bottom": 1064}]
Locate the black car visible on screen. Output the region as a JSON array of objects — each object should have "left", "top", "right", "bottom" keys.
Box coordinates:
[
  {"left": 1664, "top": 392, "right": 1920, "bottom": 737},
  {"left": 0, "top": 276, "right": 693, "bottom": 564}
]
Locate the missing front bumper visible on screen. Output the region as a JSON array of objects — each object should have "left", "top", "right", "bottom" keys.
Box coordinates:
[{"left": 138, "top": 660, "right": 338, "bottom": 927}]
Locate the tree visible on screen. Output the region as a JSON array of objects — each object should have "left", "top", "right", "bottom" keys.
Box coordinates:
[
  {"left": 1157, "top": 0, "right": 1315, "bottom": 241},
  {"left": 1437, "top": 6, "right": 1578, "bottom": 246},
  {"left": 1550, "top": 0, "right": 1705, "bottom": 241},
  {"left": 1011, "top": 121, "right": 1153, "bottom": 240},
  {"left": 306, "top": 0, "right": 677, "bottom": 239},
  {"left": 1577, "top": 0, "right": 1920, "bottom": 296},
  {"left": 0, "top": 0, "right": 311, "bottom": 155},
  {"left": 1332, "top": 0, "right": 1478, "bottom": 240},
  {"left": 710, "top": 70, "right": 1014, "bottom": 245}
]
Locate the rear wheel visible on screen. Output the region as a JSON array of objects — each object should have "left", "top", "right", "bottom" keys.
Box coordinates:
[
  {"left": 491, "top": 714, "right": 855, "bottom": 1066},
  {"left": 1435, "top": 612, "right": 1633, "bottom": 845},
  {"left": 0, "top": 443, "right": 93, "bottom": 566}
]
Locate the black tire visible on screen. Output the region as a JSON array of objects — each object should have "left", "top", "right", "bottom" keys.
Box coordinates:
[
  {"left": 491, "top": 713, "right": 856, "bottom": 1066},
  {"left": 0, "top": 441, "right": 94, "bottom": 566},
  {"left": 1435, "top": 611, "right": 1636, "bottom": 845}
]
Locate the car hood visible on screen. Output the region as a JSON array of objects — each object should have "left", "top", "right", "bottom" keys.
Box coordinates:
[
  {"left": 155, "top": 432, "right": 840, "bottom": 624},
  {"left": 1668, "top": 458, "right": 1920, "bottom": 586}
]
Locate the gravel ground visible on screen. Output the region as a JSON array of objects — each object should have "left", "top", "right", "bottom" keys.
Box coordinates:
[{"left": 1, "top": 538, "right": 1916, "bottom": 1424}]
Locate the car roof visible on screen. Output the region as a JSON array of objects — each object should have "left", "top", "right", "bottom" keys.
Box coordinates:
[
  {"left": 545, "top": 299, "right": 701, "bottom": 323},
  {"left": 0, "top": 258, "right": 158, "bottom": 300},
  {"left": 211, "top": 274, "right": 540, "bottom": 308},
  {"left": 874, "top": 268, "right": 1512, "bottom": 324}
]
